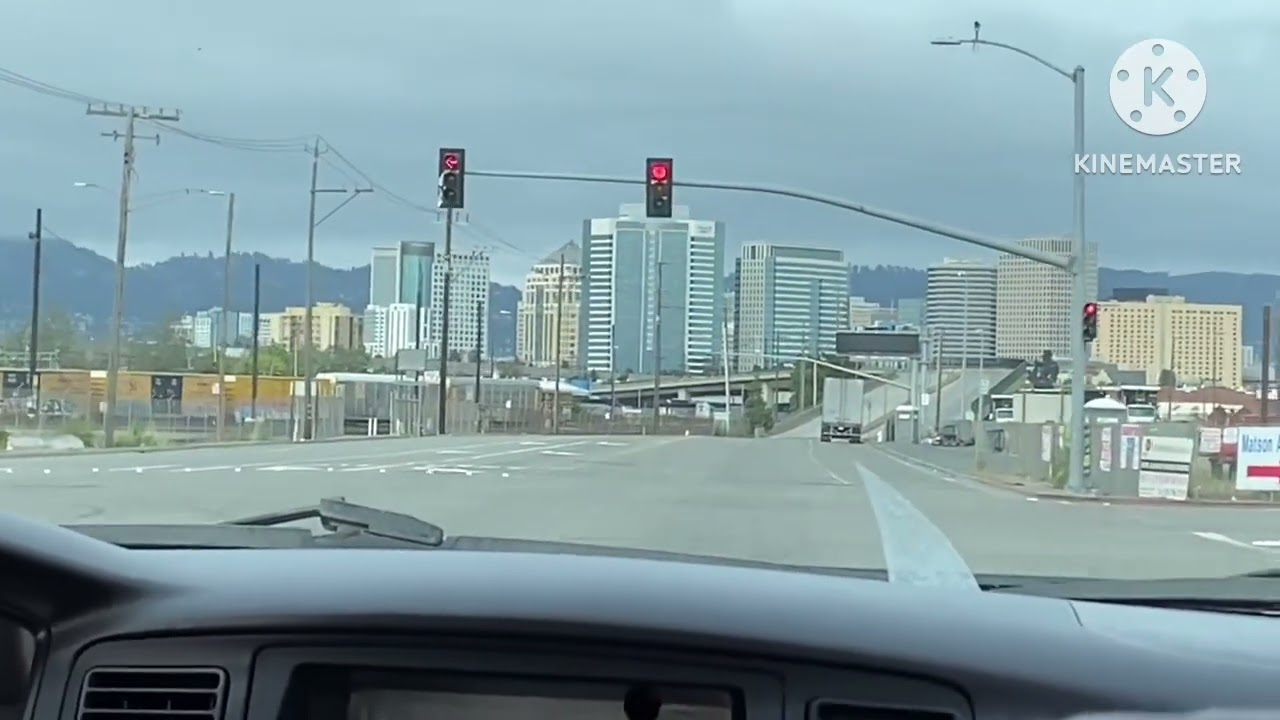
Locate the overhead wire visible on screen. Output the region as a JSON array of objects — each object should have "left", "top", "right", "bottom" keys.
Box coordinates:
[{"left": 0, "top": 63, "right": 533, "bottom": 261}]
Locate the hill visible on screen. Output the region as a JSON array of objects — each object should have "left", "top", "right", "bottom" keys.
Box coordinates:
[
  {"left": 1, "top": 238, "right": 1277, "bottom": 350},
  {"left": 0, "top": 237, "right": 521, "bottom": 357}
]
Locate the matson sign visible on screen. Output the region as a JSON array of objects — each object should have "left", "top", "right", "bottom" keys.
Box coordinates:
[{"left": 1234, "top": 427, "right": 1280, "bottom": 492}]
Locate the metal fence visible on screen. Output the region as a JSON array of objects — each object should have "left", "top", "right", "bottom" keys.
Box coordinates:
[
  {"left": 0, "top": 392, "right": 345, "bottom": 448},
  {"left": 985, "top": 420, "right": 1278, "bottom": 502}
]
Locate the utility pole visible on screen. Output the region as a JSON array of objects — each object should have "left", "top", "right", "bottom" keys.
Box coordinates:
[
  {"left": 651, "top": 260, "right": 664, "bottom": 434},
  {"left": 474, "top": 298, "right": 484, "bottom": 433},
  {"left": 609, "top": 323, "right": 617, "bottom": 413},
  {"left": 934, "top": 332, "right": 944, "bottom": 433},
  {"left": 217, "top": 192, "right": 236, "bottom": 442},
  {"left": 28, "top": 209, "right": 43, "bottom": 427},
  {"left": 437, "top": 209, "right": 455, "bottom": 434},
  {"left": 302, "top": 141, "right": 371, "bottom": 440},
  {"left": 1262, "top": 305, "right": 1272, "bottom": 424},
  {"left": 250, "top": 263, "right": 261, "bottom": 421},
  {"left": 87, "top": 103, "right": 180, "bottom": 448},
  {"left": 552, "top": 252, "right": 566, "bottom": 435}
]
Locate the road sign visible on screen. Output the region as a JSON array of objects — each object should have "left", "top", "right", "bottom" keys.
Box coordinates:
[{"left": 1236, "top": 426, "right": 1280, "bottom": 491}]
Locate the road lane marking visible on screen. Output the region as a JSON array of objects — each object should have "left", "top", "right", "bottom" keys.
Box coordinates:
[
  {"left": 541, "top": 450, "right": 580, "bottom": 456},
  {"left": 596, "top": 441, "right": 627, "bottom": 447},
  {"left": 108, "top": 464, "right": 181, "bottom": 472},
  {"left": 804, "top": 442, "right": 979, "bottom": 591},
  {"left": 1192, "top": 531, "right": 1267, "bottom": 551},
  {"left": 1252, "top": 540, "right": 1280, "bottom": 547}
]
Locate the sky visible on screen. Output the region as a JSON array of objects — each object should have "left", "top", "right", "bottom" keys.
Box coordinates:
[{"left": 0, "top": 0, "right": 1274, "bottom": 285}]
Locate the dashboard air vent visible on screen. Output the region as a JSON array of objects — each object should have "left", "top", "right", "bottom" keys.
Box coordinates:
[
  {"left": 811, "top": 699, "right": 957, "bottom": 720},
  {"left": 78, "top": 668, "right": 227, "bottom": 720}
]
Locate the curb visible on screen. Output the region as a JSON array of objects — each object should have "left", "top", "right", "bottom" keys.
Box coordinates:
[
  {"left": 0, "top": 433, "right": 419, "bottom": 459},
  {"left": 874, "top": 445, "right": 1278, "bottom": 509}
]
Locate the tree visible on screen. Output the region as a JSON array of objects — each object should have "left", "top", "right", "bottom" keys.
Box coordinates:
[
  {"left": 744, "top": 382, "right": 774, "bottom": 432},
  {"left": 125, "top": 322, "right": 192, "bottom": 372}
]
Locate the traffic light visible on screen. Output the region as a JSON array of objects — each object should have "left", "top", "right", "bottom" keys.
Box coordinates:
[
  {"left": 437, "top": 148, "right": 466, "bottom": 209},
  {"left": 645, "top": 157, "right": 673, "bottom": 218},
  {"left": 1082, "top": 302, "right": 1099, "bottom": 342}
]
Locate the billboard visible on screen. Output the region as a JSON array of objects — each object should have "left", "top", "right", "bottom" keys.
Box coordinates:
[{"left": 835, "top": 330, "right": 920, "bottom": 357}]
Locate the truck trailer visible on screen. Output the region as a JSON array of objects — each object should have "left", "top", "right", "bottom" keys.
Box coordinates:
[{"left": 820, "top": 377, "right": 865, "bottom": 443}]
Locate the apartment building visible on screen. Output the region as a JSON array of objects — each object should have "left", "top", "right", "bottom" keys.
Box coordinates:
[{"left": 1094, "top": 295, "right": 1243, "bottom": 388}]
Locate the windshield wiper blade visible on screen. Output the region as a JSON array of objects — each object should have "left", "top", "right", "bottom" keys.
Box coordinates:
[{"left": 224, "top": 497, "right": 445, "bottom": 547}]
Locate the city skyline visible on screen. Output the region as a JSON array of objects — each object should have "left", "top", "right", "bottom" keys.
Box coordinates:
[{"left": 0, "top": 2, "right": 1271, "bottom": 285}]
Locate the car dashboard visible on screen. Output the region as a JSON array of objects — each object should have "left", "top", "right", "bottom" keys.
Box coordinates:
[{"left": 3, "top": 510, "right": 1280, "bottom": 720}]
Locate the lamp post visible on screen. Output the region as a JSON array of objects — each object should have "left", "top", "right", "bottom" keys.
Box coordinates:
[{"left": 931, "top": 23, "right": 1089, "bottom": 493}]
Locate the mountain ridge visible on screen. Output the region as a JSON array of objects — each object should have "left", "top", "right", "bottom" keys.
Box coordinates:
[{"left": 0, "top": 237, "right": 1274, "bottom": 350}]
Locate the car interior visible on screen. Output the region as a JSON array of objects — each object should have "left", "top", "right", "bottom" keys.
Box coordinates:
[{"left": 3, "top": 500, "right": 1280, "bottom": 720}]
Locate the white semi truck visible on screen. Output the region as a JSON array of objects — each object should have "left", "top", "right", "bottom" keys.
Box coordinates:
[{"left": 820, "top": 377, "right": 865, "bottom": 443}]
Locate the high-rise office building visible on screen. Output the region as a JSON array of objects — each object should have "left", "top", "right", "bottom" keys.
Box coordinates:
[
  {"left": 578, "top": 204, "right": 725, "bottom": 375},
  {"left": 426, "top": 250, "right": 490, "bottom": 360},
  {"left": 995, "top": 237, "right": 1099, "bottom": 362},
  {"left": 925, "top": 259, "right": 997, "bottom": 361},
  {"left": 517, "top": 241, "right": 581, "bottom": 366},
  {"left": 732, "top": 244, "right": 848, "bottom": 371},
  {"left": 369, "top": 242, "right": 435, "bottom": 337}
]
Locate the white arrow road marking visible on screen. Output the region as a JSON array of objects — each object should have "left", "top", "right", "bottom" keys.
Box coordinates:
[{"left": 1193, "top": 531, "right": 1266, "bottom": 551}]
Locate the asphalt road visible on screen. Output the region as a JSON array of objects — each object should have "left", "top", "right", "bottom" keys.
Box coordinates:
[{"left": 3, "top": 433, "right": 1280, "bottom": 581}]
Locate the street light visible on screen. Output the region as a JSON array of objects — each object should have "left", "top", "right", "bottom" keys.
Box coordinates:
[
  {"left": 931, "top": 22, "right": 1089, "bottom": 494},
  {"left": 72, "top": 182, "right": 237, "bottom": 445}
]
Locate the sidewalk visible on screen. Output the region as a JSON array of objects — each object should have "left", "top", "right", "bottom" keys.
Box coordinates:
[{"left": 876, "top": 445, "right": 1279, "bottom": 508}]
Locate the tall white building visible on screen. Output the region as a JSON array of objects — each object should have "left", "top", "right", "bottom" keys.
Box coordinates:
[
  {"left": 995, "top": 237, "right": 1099, "bottom": 362},
  {"left": 925, "top": 259, "right": 997, "bottom": 361},
  {"left": 732, "top": 243, "right": 848, "bottom": 371},
  {"left": 578, "top": 204, "right": 725, "bottom": 375},
  {"left": 427, "top": 251, "right": 490, "bottom": 360},
  {"left": 362, "top": 303, "right": 423, "bottom": 358}
]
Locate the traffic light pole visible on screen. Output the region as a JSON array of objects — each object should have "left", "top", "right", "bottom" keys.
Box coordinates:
[
  {"left": 436, "top": 208, "right": 454, "bottom": 434},
  {"left": 466, "top": 167, "right": 1088, "bottom": 489}
]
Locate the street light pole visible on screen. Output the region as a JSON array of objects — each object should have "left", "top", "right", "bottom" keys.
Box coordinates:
[
  {"left": 931, "top": 26, "right": 1090, "bottom": 494},
  {"left": 217, "top": 191, "right": 236, "bottom": 442}
]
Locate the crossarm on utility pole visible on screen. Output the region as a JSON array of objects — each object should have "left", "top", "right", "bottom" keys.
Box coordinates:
[{"left": 466, "top": 170, "right": 1070, "bottom": 270}]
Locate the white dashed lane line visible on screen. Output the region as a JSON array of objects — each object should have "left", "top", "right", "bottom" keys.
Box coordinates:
[{"left": 0, "top": 439, "right": 632, "bottom": 478}]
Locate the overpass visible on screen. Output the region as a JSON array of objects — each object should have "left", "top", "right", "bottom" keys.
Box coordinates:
[{"left": 584, "top": 367, "right": 896, "bottom": 405}]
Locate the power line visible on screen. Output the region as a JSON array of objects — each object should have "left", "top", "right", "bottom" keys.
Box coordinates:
[{"left": 0, "top": 63, "right": 536, "bottom": 263}]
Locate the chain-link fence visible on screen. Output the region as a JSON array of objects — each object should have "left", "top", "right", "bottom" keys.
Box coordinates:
[{"left": 0, "top": 391, "right": 345, "bottom": 449}]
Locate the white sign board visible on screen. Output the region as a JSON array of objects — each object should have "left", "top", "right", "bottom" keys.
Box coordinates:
[
  {"left": 1137, "top": 435, "right": 1193, "bottom": 501},
  {"left": 1235, "top": 426, "right": 1280, "bottom": 492},
  {"left": 1098, "top": 426, "right": 1114, "bottom": 473},
  {"left": 1198, "top": 427, "right": 1223, "bottom": 455}
]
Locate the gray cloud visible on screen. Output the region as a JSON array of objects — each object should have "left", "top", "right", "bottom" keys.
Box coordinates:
[{"left": 0, "top": 0, "right": 1273, "bottom": 284}]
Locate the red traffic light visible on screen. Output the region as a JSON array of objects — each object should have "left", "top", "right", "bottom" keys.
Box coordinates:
[
  {"left": 442, "top": 153, "right": 460, "bottom": 171},
  {"left": 1084, "top": 303, "right": 1098, "bottom": 316},
  {"left": 649, "top": 161, "right": 671, "bottom": 183}
]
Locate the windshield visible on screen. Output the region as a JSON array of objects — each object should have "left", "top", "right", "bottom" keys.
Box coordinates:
[{"left": 0, "top": 3, "right": 1265, "bottom": 588}]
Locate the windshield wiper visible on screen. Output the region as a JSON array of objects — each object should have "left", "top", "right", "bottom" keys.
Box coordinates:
[
  {"left": 65, "top": 498, "right": 445, "bottom": 549},
  {"left": 225, "top": 497, "right": 445, "bottom": 546}
]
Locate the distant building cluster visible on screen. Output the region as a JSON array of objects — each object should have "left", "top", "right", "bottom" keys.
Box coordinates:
[
  {"left": 919, "top": 238, "right": 1247, "bottom": 390},
  {"left": 362, "top": 242, "right": 491, "bottom": 360},
  {"left": 172, "top": 303, "right": 364, "bottom": 353}
]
